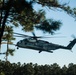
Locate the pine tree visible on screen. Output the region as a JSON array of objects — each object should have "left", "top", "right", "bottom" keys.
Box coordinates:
[
  {"left": 2, "top": 26, "right": 15, "bottom": 61},
  {"left": 0, "top": 0, "right": 76, "bottom": 42}
]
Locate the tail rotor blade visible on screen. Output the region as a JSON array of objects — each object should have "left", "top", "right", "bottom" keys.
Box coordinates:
[{"left": 71, "top": 34, "right": 76, "bottom": 39}]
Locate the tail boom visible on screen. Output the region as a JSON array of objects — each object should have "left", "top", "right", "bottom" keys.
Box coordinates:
[{"left": 59, "top": 39, "right": 76, "bottom": 50}]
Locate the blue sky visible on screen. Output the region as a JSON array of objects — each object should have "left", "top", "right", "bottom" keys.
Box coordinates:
[{"left": 0, "top": 0, "right": 76, "bottom": 67}]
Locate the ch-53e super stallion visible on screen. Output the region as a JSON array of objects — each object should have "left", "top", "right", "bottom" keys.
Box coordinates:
[{"left": 13, "top": 32, "right": 76, "bottom": 53}]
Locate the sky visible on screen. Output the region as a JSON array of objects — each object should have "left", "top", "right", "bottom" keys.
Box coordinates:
[{"left": 0, "top": 0, "right": 76, "bottom": 67}]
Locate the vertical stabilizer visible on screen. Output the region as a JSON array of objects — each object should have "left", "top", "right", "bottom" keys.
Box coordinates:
[{"left": 67, "top": 39, "right": 76, "bottom": 49}]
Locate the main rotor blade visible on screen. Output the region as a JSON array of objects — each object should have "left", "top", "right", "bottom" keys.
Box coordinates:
[
  {"left": 1, "top": 42, "right": 13, "bottom": 44},
  {"left": 14, "top": 32, "right": 28, "bottom": 36},
  {"left": 31, "top": 36, "right": 66, "bottom": 38},
  {"left": 0, "top": 52, "right": 6, "bottom": 55},
  {"left": 13, "top": 35, "right": 29, "bottom": 38},
  {"left": 14, "top": 32, "right": 30, "bottom": 37},
  {"left": 13, "top": 32, "right": 65, "bottom": 39},
  {"left": 1, "top": 42, "right": 16, "bottom": 45}
]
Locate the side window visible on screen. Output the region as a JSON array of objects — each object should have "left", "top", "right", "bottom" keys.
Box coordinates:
[{"left": 25, "top": 42, "right": 27, "bottom": 44}]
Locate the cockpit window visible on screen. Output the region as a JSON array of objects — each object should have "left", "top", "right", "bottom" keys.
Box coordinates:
[{"left": 19, "top": 40, "right": 22, "bottom": 43}]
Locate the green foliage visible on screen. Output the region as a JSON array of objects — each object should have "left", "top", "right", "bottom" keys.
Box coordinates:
[
  {"left": 1, "top": 25, "right": 15, "bottom": 61},
  {"left": 2, "top": 26, "right": 15, "bottom": 41},
  {"left": 0, "top": 60, "right": 76, "bottom": 75},
  {"left": 35, "top": 19, "right": 62, "bottom": 34},
  {"left": 0, "top": 72, "right": 5, "bottom": 75},
  {"left": 5, "top": 49, "right": 15, "bottom": 56},
  {"left": 0, "top": 0, "right": 76, "bottom": 33},
  {"left": 61, "top": 65, "right": 67, "bottom": 75}
]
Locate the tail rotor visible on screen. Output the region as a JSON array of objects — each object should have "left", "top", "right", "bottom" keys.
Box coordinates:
[{"left": 71, "top": 34, "right": 76, "bottom": 39}]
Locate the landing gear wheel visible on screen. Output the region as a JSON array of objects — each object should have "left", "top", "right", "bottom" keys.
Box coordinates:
[
  {"left": 17, "top": 47, "right": 19, "bottom": 49},
  {"left": 39, "top": 50, "right": 42, "bottom": 53}
]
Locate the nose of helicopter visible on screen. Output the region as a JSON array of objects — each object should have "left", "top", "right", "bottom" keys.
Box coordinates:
[{"left": 16, "top": 42, "right": 19, "bottom": 46}]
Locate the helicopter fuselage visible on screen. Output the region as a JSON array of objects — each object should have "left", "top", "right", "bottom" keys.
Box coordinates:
[
  {"left": 16, "top": 38, "right": 76, "bottom": 53},
  {"left": 16, "top": 38, "right": 62, "bottom": 53},
  {"left": 14, "top": 32, "right": 76, "bottom": 53}
]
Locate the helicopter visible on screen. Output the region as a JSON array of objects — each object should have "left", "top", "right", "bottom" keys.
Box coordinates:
[{"left": 13, "top": 32, "right": 76, "bottom": 53}]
